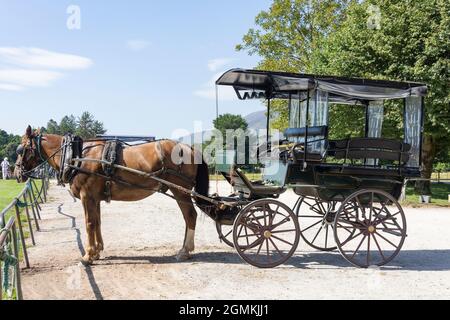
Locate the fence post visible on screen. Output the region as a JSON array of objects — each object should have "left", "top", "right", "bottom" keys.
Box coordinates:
[
  {"left": 14, "top": 204, "right": 29, "bottom": 269},
  {"left": 32, "top": 179, "right": 44, "bottom": 205},
  {"left": 11, "top": 224, "right": 23, "bottom": 300},
  {"left": 26, "top": 188, "right": 40, "bottom": 231},
  {"left": 42, "top": 176, "right": 47, "bottom": 202},
  {"left": 21, "top": 194, "right": 35, "bottom": 246},
  {"left": 29, "top": 182, "right": 41, "bottom": 220}
]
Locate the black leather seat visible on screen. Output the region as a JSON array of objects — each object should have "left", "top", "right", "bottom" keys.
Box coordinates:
[{"left": 232, "top": 168, "right": 286, "bottom": 199}]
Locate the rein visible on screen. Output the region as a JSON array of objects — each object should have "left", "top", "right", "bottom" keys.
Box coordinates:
[{"left": 18, "top": 135, "right": 67, "bottom": 180}]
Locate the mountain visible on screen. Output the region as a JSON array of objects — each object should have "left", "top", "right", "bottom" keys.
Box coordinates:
[
  {"left": 245, "top": 110, "right": 267, "bottom": 132},
  {"left": 178, "top": 110, "right": 267, "bottom": 144}
]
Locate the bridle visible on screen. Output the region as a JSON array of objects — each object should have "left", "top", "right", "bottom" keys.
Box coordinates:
[{"left": 16, "top": 134, "right": 65, "bottom": 180}]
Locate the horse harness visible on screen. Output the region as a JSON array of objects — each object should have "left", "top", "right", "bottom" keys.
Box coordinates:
[{"left": 57, "top": 136, "right": 195, "bottom": 203}]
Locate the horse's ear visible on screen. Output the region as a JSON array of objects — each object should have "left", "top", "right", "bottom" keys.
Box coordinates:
[{"left": 26, "top": 125, "right": 32, "bottom": 137}]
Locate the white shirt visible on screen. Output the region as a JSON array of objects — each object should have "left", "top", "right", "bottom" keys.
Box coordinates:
[{"left": 1, "top": 160, "right": 10, "bottom": 170}]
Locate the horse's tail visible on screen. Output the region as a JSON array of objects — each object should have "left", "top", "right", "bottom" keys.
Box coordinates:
[{"left": 194, "top": 158, "right": 212, "bottom": 215}]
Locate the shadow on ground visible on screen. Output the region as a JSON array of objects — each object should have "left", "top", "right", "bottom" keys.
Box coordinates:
[{"left": 100, "top": 249, "right": 450, "bottom": 272}]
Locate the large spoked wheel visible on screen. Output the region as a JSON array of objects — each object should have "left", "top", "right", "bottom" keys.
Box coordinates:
[
  {"left": 233, "top": 199, "right": 300, "bottom": 268},
  {"left": 295, "top": 197, "right": 340, "bottom": 252},
  {"left": 216, "top": 222, "right": 234, "bottom": 248},
  {"left": 334, "top": 189, "right": 407, "bottom": 268}
]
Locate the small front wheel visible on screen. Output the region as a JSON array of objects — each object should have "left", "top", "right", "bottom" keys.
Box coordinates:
[{"left": 233, "top": 199, "right": 300, "bottom": 268}]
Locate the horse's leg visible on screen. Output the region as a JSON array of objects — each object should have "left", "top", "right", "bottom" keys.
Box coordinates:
[
  {"left": 171, "top": 189, "right": 197, "bottom": 261},
  {"left": 94, "top": 201, "right": 104, "bottom": 259},
  {"left": 80, "top": 195, "right": 99, "bottom": 265}
]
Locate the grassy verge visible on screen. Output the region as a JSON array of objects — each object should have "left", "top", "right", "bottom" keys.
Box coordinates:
[{"left": 403, "top": 183, "right": 450, "bottom": 207}]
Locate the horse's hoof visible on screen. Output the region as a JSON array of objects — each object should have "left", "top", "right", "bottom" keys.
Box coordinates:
[
  {"left": 176, "top": 250, "right": 192, "bottom": 262},
  {"left": 92, "top": 253, "right": 101, "bottom": 261},
  {"left": 80, "top": 256, "right": 94, "bottom": 266}
]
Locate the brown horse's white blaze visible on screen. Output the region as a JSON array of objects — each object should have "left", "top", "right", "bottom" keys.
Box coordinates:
[{"left": 15, "top": 126, "right": 211, "bottom": 265}]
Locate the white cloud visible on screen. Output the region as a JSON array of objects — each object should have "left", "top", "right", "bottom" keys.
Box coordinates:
[
  {"left": 126, "top": 40, "right": 150, "bottom": 51},
  {"left": 0, "top": 69, "right": 64, "bottom": 87},
  {"left": 207, "top": 58, "right": 233, "bottom": 72},
  {"left": 0, "top": 83, "right": 23, "bottom": 91},
  {"left": 0, "top": 47, "right": 93, "bottom": 70},
  {"left": 0, "top": 47, "right": 92, "bottom": 91}
]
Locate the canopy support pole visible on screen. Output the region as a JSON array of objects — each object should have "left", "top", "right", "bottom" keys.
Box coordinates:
[{"left": 266, "top": 98, "right": 271, "bottom": 148}]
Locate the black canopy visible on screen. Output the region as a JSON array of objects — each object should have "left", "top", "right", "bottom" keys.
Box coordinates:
[{"left": 216, "top": 69, "right": 428, "bottom": 104}]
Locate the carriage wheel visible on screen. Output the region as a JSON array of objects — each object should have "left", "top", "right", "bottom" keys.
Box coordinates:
[
  {"left": 216, "top": 222, "right": 234, "bottom": 248},
  {"left": 233, "top": 199, "right": 300, "bottom": 268},
  {"left": 295, "top": 197, "right": 339, "bottom": 252},
  {"left": 333, "top": 189, "right": 407, "bottom": 268}
]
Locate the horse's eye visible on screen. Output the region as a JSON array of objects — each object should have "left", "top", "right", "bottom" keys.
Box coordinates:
[{"left": 16, "top": 145, "right": 24, "bottom": 155}]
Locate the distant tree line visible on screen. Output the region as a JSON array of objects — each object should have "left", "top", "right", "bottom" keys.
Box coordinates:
[
  {"left": 44, "top": 111, "right": 106, "bottom": 139},
  {"left": 0, "top": 111, "right": 107, "bottom": 163}
]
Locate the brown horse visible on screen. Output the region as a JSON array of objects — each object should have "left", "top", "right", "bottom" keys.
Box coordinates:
[{"left": 15, "top": 126, "right": 210, "bottom": 265}]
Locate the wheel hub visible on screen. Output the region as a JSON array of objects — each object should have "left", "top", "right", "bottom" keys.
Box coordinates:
[
  {"left": 368, "top": 225, "right": 376, "bottom": 234},
  {"left": 263, "top": 230, "right": 272, "bottom": 239}
]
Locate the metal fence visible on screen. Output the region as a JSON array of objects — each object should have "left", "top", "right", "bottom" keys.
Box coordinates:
[{"left": 0, "top": 171, "right": 50, "bottom": 300}]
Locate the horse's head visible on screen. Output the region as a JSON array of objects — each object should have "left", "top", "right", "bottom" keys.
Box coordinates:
[{"left": 14, "top": 125, "right": 42, "bottom": 183}]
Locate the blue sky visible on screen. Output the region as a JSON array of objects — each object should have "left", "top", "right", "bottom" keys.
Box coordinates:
[{"left": 0, "top": 0, "right": 271, "bottom": 138}]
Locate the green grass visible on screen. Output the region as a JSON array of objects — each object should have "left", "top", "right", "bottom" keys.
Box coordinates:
[
  {"left": 0, "top": 180, "right": 26, "bottom": 210},
  {"left": 404, "top": 183, "right": 450, "bottom": 207}
]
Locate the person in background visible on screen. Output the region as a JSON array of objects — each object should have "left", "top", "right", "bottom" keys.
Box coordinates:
[{"left": 1, "top": 157, "right": 10, "bottom": 180}]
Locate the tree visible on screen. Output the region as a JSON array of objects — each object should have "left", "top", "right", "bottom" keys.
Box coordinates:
[
  {"left": 46, "top": 119, "right": 60, "bottom": 134},
  {"left": 76, "top": 111, "right": 106, "bottom": 139},
  {"left": 315, "top": 0, "right": 450, "bottom": 194},
  {"left": 59, "top": 115, "right": 77, "bottom": 135},
  {"left": 237, "top": 0, "right": 351, "bottom": 131},
  {"left": 213, "top": 114, "right": 248, "bottom": 138},
  {"left": 0, "top": 129, "right": 20, "bottom": 163},
  {"left": 239, "top": 0, "right": 450, "bottom": 194}
]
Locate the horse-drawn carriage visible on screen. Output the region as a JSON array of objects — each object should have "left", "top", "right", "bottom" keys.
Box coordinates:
[
  {"left": 212, "top": 69, "right": 427, "bottom": 268},
  {"left": 16, "top": 69, "right": 427, "bottom": 269}
]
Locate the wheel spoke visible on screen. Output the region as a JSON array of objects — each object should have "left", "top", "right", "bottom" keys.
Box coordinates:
[
  {"left": 271, "top": 235, "right": 294, "bottom": 247},
  {"left": 271, "top": 229, "right": 297, "bottom": 234},
  {"left": 341, "top": 231, "right": 363, "bottom": 246},
  {"left": 367, "top": 234, "right": 371, "bottom": 266},
  {"left": 351, "top": 234, "right": 367, "bottom": 259},
  {"left": 311, "top": 225, "right": 323, "bottom": 244},
  {"left": 224, "top": 229, "right": 232, "bottom": 239},
  {"left": 372, "top": 233, "right": 386, "bottom": 260},
  {"left": 300, "top": 220, "right": 322, "bottom": 233},
  {"left": 375, "top": 231, "right": 398, "bottom": 248},
  {"left": 269, "top": 238, "right": 284, "bottom": 257},
  {"left": 298, "top": 215, "right": 327, "bottom": 218},
  {"left": 271, "top": 217, "right": 291, "bottom": 229},
  {"left": 325, "top": 225, "right": 329, "bottom": 248}
]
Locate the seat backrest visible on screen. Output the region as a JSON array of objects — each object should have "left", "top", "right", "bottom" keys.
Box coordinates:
[
  {"left": 328, "top": 138, "right": 411, "bottom": 164},
  {"left": 284, "top": 126, "right": 328, "bottom": 139}
]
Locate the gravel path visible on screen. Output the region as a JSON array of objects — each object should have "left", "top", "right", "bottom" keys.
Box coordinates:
[{"left": 21, "top": 181, "right": 450, "bottom": 300}]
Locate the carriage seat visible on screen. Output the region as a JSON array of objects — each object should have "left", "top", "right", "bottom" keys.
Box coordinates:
[
  {"left": 284, "top": 126, "right": 328, "bottom": 162},
  {"left": 232, "top": 168, "right": 286, "bottom": 199},
  {"left": 328, "top": 138, "right": 411, "bottom": 164}
]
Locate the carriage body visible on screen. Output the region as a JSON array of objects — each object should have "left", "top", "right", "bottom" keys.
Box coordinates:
[{"left": 214, "top": 69, "right": 427, "bottom": 268}]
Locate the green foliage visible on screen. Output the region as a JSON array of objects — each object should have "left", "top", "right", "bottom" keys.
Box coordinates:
[
  {"left": 76, "top": 112, "right": 106, "bottom": 139},
  {"left": 0, "top": 130, "right": 20, "bottom": 163},
  {"left": 213, "top": 113, "right": 248, "bottom": 137},
  {"left": 316, "top": 0, "right": 450, "bottom": 148},
  {"left": 44, "top": 112, "right": 106, "bottom": 139},
  {"left": 239, "top": 0, "right": 450, "bottom": 166},
  {"left": 237, "top": 0, "right": 350, "bottom": 73}
]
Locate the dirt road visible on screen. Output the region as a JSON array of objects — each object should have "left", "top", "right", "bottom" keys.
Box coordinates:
[{"left": 21, "top": 181, "right": 450, "bottom": 300}]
